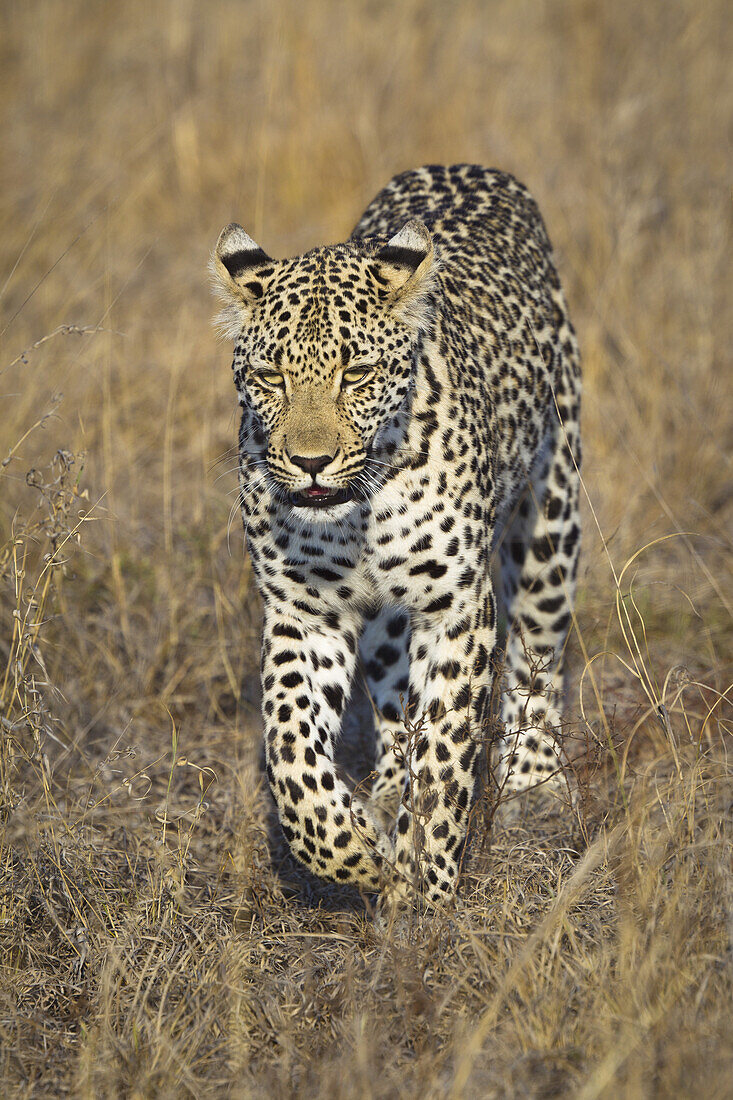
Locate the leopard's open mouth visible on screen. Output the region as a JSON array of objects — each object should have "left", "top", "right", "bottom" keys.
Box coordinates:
[{"left": 291, "top": 484, "right": 354, "bottom": 509}]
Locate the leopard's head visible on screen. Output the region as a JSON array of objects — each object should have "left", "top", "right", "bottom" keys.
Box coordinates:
[{"left": 212, "top": 221, "right": 437, "bottom": 519}]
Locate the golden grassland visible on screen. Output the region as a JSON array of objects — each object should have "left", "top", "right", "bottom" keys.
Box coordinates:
[{"left": 1, "top": 1, "right": 731, "bottom": 1095}]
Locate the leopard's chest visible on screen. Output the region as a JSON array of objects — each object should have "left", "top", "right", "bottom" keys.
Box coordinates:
[{"left": 361, "top": 460, "right": 487, "bottom": 613}]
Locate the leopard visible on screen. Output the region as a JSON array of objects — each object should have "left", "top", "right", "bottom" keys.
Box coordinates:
[{"left": 212, "top": 164, "right": 581, "bottom": 907}]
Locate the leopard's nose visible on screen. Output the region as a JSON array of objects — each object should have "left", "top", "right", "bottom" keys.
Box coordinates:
[{"left": 288, "top": 453, "right": 334, "bottom": 477}]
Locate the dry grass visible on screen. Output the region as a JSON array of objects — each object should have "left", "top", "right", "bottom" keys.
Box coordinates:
[{"left": 1, "top": 1, "right": 731, "bottom": 1096}]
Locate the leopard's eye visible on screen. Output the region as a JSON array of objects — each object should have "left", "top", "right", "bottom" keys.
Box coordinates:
[
  {"left": 341, "top": 366, "right": 375, "bottom": 388},
  {"left": 254, "top": 370, "right": 286, "bottom": 390}
]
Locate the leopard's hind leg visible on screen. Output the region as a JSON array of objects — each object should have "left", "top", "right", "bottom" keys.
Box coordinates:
[
  {"left": 497, "top": 388, "right": 581, "bottom": 803},
  {"left": 359, "top": 606, "right": 411, "bottom": 824}
]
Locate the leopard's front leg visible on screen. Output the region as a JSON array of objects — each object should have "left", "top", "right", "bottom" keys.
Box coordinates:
[
  {"left": 392, "top": 592, "right": 497, "bottom": 904},
  {"left": 261, "top": 605, "right": 392, "bottom": 888}
]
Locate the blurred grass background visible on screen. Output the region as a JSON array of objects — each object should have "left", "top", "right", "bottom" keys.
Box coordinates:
[{"left": 0, "top": 1, "right": 731, "bottom": 1096}]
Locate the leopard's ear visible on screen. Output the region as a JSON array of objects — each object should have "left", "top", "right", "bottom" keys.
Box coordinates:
[
  {"left": 372, "top": 220, "right": 437, "bottom": 322},
  {"left": 211, "top": 224, "right": 275, "bottom": 337},
  {"left": 214, "top": 223, "right": 271, "bottom": 286},
  {"left": 374, "top": 220, "right": 434, "bottom": 289},
  {"left": 212, "top": 221, "right": 275, "bottom": 314}
]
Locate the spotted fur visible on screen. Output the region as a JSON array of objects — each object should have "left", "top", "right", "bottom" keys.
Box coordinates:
[{"left": 212, "top": 165, "right": 581, "bottom": 904}]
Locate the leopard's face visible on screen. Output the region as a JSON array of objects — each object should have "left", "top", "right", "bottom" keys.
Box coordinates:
[{"left": 214, "top": 225, "right": 437, "bottom": 521}]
